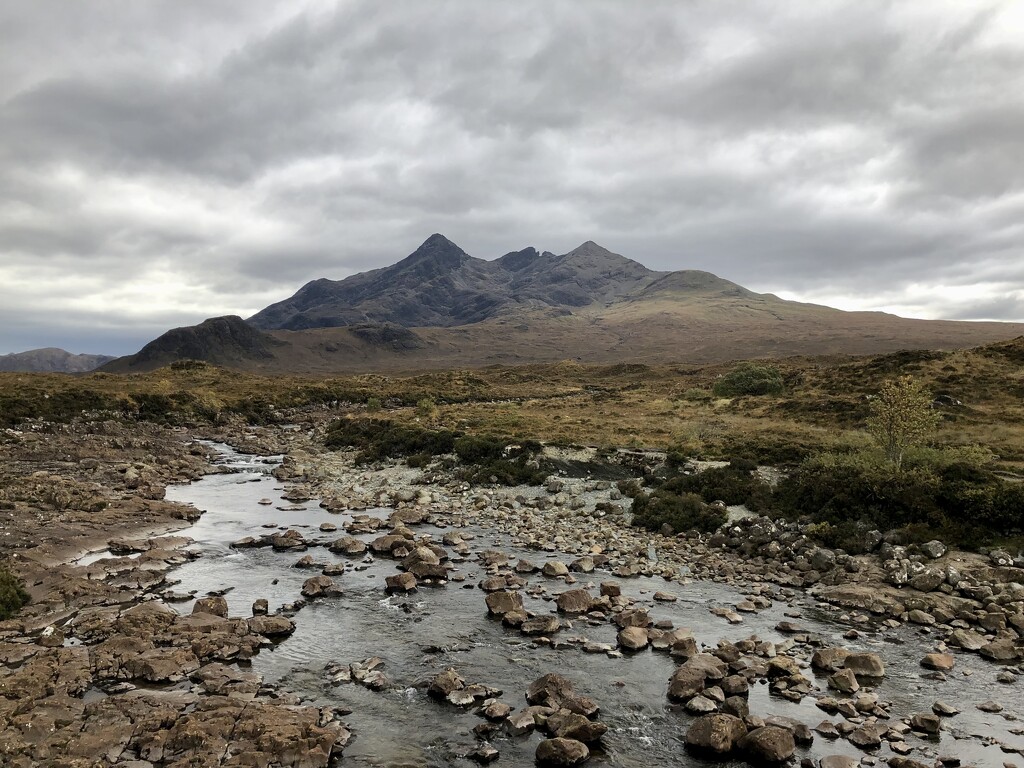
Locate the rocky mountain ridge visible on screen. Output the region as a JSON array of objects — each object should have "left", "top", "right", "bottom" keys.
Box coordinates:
[{"left": 103, "top": 235, "right": 1024, "bottom": 374}]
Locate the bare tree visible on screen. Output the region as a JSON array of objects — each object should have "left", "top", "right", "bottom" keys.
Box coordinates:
[{"left": 867, "top": 375, "right": 941, "bottom": 470}]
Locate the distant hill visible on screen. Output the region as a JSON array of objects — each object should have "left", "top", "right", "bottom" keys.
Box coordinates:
[
  {"left": 106, "top": 235, "right": 1024, "bottom": 374},
  {"left": 0, "top": 348, "right": 115, "bottom": 373}
]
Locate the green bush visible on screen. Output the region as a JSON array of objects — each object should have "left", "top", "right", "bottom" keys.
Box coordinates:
[
  {"left": 0, "top": 565, "right": 29, "bottom": 620},
  {"left": 654, "top": 461, "right": 772, "bottom": 511},
  {"left": 324, "top": 418, "right": 458, "bottom": 462},
  {"left": 712, "top": 363, "right": 785, "bottom": 397},
  {"left": 775, "top": 447, "right": 1024, "bottom": 546},
  {"left": 631, "top": 491, "right": 727, "bottom": 534}
]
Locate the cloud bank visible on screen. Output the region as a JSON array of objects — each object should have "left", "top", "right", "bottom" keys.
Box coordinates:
[{"left": 1, "top": 1, "right": 1021, "bottom": 354}]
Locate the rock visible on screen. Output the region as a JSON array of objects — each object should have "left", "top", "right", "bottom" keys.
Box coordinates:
[
  {"left": 921, "top": 652, "right": 955, "bottom": 671},
  {"left": 653, "top": 591, "right": 677, "bottom": 602},
  {"left": 976, "top": 700, "right": 1002, "bottom": 712},
  {"left": 910, "top": 713, "right": 941, "bottom": 734},
  {"left": 617, "top": 627, "right": 649, "bottom": 651},
  {"left": 556, "top": 589, "right": 594, "bottom": 614},
  {"left": 932, "top": 700, "right": 959, "bottom": 716},
  {"left": 535, "top": 738, "right": 589, "bottom": 766},
  {"left": 485, "top": 590, "right": 524, "bottom": 616},
  {"left": 844, "top": 652, "right": 885, "bottom": 678},
  {"left": 686, "top": 695, "right": 719, "bottom": 714},
  {"left": 907, "top": 609, "right": 935, "bottom": 625},
  {"left": 920, "top": 540, "right": 947, "bottom": 559},
  {"left": 252, "top": 598, "right": 269, "bottom": 615},
  {"left": 828, "top": 669, "right": 859, "bottom": 693},
  {"left": 543, "top": 561, "right": 569, "bottom": 577},
  {"left": 192, "top": 596, "right": 228, "bottom": 617},
  {"left": 910, "top": 569, "right": 945, "bottom": 592},
  {"left": 38, "top": 625, "right": 65, "bottom": 648},
  {"left": 328, "top": 536, "right": 367, "bottom": 556},
  {"left": 684, "top": 713, "right": 747, "bottom": 757},
  {"left": 848, "top": 723, "right": 882, "bottom": 749},
  {"left": 522, "top": 616, "right": 561, "bottom": 636},
  {"left": 247, "top": 615, "right": 295, "bottom": 637},
  {"left": 739, "top": 726, "right": 795, "bottom": 763},
  {"left": 526, "top": 674, "right": 599, "bottom": 717},
  {"left": 469, "top": 744, "right": 500, "bottom": 764},
  {"left": 385, "top": 572, "right": 417, "bottom": 593},
  {"left": 599, "top": 582, "right": 620, "bottom": 597},
  {"left": 569, "top": 556, "right": 595, "bottom": 573},
  {"left": 301, "top": 575, "right": 343, "bottom": 598},
  {"left": 547, "top": 710, "right": 608, "bottom": 743},
  {"left": 980, "top": 638, "right": 1020, "bottom": 662},
  {"left": 949, "top": 628, "right": 987, "bottom": 651},
  {"left": 427, "top": 669, "right": 465, "bottom": 699},
  {"left": 819, "top": 756, "right": 858, "bottom": 768},
  {"left": 811, "top": 647, "right": 850, "bottom": 673},
  {"left": 990, "top": 548, "right": 1014, "bottom": 567}
]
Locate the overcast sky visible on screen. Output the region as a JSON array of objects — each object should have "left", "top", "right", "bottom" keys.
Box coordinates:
[{"left": 1, "top": 1, "right": 1022, "bottom": 355}]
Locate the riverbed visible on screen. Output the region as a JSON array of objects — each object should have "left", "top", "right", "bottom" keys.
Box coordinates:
[{"left": 163, "top": 444, "right": 1023, "bottom": 767}]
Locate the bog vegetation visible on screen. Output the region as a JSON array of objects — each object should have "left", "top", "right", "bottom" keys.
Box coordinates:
[{"left": 1, "top": 336, "right": 1023, "bottom": 554}]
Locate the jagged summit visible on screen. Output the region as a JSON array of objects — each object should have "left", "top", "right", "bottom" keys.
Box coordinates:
[{"left": 104, "top": 235, "right": 1024, "bottom": 374}]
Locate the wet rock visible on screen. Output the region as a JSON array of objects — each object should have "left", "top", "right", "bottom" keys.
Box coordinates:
[
  {"left": 301, "top": 575, "right": 343, "bottom": 598},
  {"left": 848, "top": 723, "right": 883, "bottom": 749},
  {"left": 569, "top": 556, "right": 595, "bottom": 573},
  {"left": 248, "top": 615, "right": 296, "bottom": 637},
  {"left": 739, "top": 726, "right": 796, "bottom": 763},
  {"left": 976, "top": 700, "right": 1002, "bottom": 712},
  {"left": 819, "top": 756, "right": 858, "bottom": 768},
  {"left": 252, "top": 598, "right": 269, "bottom": 616},
  {"left": 907, "top": 609, "right": 935, "bottom": 625},
  {"left": 811, "top": 647, "right": 850, "bottom": 673},
  {"left": 599, "top": 582, "right": 620, "bottom": 597},
  {"left": 910, "top": 713, "right": 941, "bottom": 734},
  {"left": 526, "top": 673, "right": 599, "bottom": 717},
  {"left": 522, "top": 616, "right": 562, "bottom": 636},
  {"left": 192, "top": 596, "right": 229, "bottom": 617},
  {"left": 543, "top": 561, "right": 570, "bottom": 577},
  {"left": 684, "top": 713, "right": 747, "bottom": 757},
  {"left": 469, "top": 744, "right": 500, "bottom": 764},
  {"left": 617, "top": 626, "right": 649, "bottom": 651},
  {"left": 546, "top": 710, "right": 608, "bottom": 743},
  {"left": 328, "top": 536, "right": 367, "bottom": 556},
  {"left": 428, "top": 669, "right": 465, "bottom": 699},
  {"left": 385, "top": 573, "right": 417, "bottom": 593},
  {"left": 486, "top": 590, "right": 524, "bottom": 616},
  {"left": 686, "top": 695, "right": 719, "bottom": 714},
  {"left": 980, "top": 638, "right": 1021, "bottom": 662},
  {"left": 507, "top": 706, "right": 554, "bottom": 736},
  {"left": 38, "top": 625, "right": 64, "bottom": 648},
  {"left": 536, "top": 737, "right": 589, "bottom": 766},
  {"left": 949, "top": 628, "right": 987, "bottom": 651},
  {"left": 921, "top": 652, "right": 955, "bottom": 671},
  {"left": 843, "top": 652, "right": 885, "bottom": 678},
  {"left": 932, "top": 700, "right": 959, "bottom": 716},
  {"left": 556, "top": 589, "right": 594, "bottom": 614}
]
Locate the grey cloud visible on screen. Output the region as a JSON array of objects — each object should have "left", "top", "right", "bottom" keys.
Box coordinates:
[{"left": 0, "top": 0, "right": 1022, "bottom": 355}]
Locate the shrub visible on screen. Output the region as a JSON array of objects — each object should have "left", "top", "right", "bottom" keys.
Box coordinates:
[
  {"left": 0, "top": 565, "right": 29, "bottom": 620},
  {"left": 324, "top": 418, "right": 458, "bottom": 462},
  {"left": 631, "top": 491, "right": 727, "bottom": 534},
  {"left": 366, "top": 397, "right": 382, "bottom": 411},
  {"left": 416, "top": 398, "right": 437, "bottom": 418},
  {"left": 712, "top": 363, "right": 785, "bottom": 397},
  {"left": 654, "top": 462, "right": 772, "bottom": 511}
]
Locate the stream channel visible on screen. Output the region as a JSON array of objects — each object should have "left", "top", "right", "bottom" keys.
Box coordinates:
[{"left": 158, "top": 443, "right": 1022, "bottom": 767}]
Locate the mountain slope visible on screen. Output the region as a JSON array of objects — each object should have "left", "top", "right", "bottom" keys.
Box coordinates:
[
  {"left": 106, "top": 235, "right": 1024, "bottom": 374},
  {"left": 0, "top": 348, "right": 115, "bottom": 373},
  {"left": 101, "top": 316, "right": 285, "bottom": 373}
]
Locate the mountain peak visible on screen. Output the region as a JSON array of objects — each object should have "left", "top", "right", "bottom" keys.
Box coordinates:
[{"left": 395, "top": 234, "right": 472, "bottom": 273}]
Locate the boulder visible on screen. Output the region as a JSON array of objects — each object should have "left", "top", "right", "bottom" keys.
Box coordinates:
[
  {"left": 684, "top": 713, "right": 747, "bottom": 757},
  {"left": 555, "top": 589, "right": 594, "bottom": 614},
  {"left": 843, "top": 652, "right": 885, "bottom": 678},
  {"left": 192, "top": 596, "right": 228, "bottom": 617},
  {"left": 522, "top": 616, "right": 561, "bottom": 636},
  {"left": 385, "top": 573, "right": 417, "bottom": 593},
  {"left": 921, "top": 652, "right": 955, "bottom": 671},
  {"left": 301, "top": 575, "right": 343, "bottom": 598},
  {"left": 739, "top": 726, "right": 795, "bottom": 763},
  {"left": 535, "top": 738, "right": 589, "bottom": 766},
  {"left": 427, "top": 669, "right": 465, "bottom": 699},
  {"left": 617, "top": 626, "right": 649, "bottom": 651},
  {"left": 542, "top": 561, "right": 570, "bottom": 577},
  {"left": 485, "top": 590, "right": 524, "bottom": 616}
]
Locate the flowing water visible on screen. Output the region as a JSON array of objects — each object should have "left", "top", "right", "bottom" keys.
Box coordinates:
[{"left": 158, "top": 444, "right": 1022, "bottom": 767}]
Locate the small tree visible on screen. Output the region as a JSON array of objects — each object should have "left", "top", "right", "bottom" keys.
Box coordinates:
[{"left": 867, "top": 376, "right": 940, "bottom": 470}]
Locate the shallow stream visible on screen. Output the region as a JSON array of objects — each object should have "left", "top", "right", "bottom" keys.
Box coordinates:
[{"left": 161, "top": 445, "right": 1022, "bottom": 767}]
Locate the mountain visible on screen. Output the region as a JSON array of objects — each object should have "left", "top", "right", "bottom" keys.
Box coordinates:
[
  {"left": 101, "top": 316, "right": 284, "bottom": 373},
  {"left": 107, "top": 235, "right": 1024, "bottom": 374},
  {"left": 247, "top": 234, "right": 664, "bottom": 330},
  {"left": 0, "top": 348, "right": 115, "bottom": 373}
]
